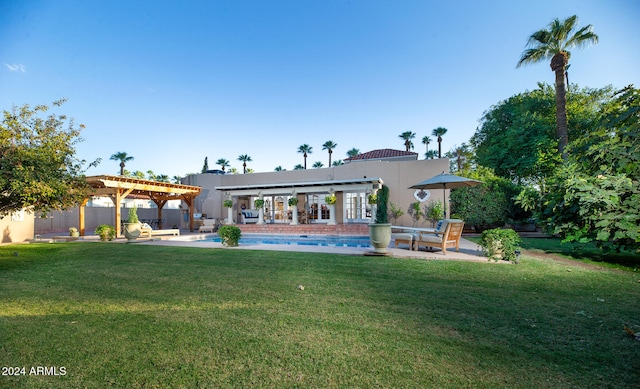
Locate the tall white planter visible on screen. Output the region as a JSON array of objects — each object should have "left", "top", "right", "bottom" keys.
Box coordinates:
[
  {"left": 327, "top": 204, "right": 336, "bottom": 225},
  {"left": 257, "top": 208, "right": 264, "bottom": 224},
  {"left": 291, "top": 205, "right": 299, "bottom": 225},
  {"left": 227, "top": 207, "right": 234, "bottom": 224}
]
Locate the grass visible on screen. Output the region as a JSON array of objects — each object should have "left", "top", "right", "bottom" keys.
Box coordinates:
[{"left": 1, "top": 242, "right": 639, "bottom": 388}]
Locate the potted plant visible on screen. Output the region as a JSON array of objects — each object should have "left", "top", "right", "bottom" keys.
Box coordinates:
[
  {"left": 69, "top": 227, "right": 79, "bottom": 237},
  {"left": 324, "top": 193, "right": 337, "bottom": 225},
  {"left": 95, "top": 224, "right": 115, "bottom": 241},
  {"left": 288, "top": 197, "right": 298, "bottom": 207},
  {"left": 223, "top": 199, "right": 233, "bottom": 208},
  {"left": 368, "top": 185, "right": 392, "bottom": 255},
  {"left": 288, "top": 197, "right": 299, "bottom": 225},
  {"left": 479, "top": 228, "right": 522, "bottom": 263},
  {"left": 324, "top": 194, "right": 337, "bottom": 205},
  {"left": 254, "top": 199, "right": 264, "bottom": 209},
  {"left": 123, "top": 205, "right": 141, "bottom": 242},
  {"left": 218, "top": 225, "right": 242, "bottom": 247}
]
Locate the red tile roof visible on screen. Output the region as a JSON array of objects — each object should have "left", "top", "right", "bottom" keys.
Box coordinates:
[{"left": 344, "top": 149, "right": 418, "bottom": 161}]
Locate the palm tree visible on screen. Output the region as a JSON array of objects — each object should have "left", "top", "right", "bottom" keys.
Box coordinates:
[
  {"left": 517, "top": 15, "right": 598, "bottom": 158},
  {"left": 110, "top": 151, "right": 134, "bottom": 176},
  {"left": 322, "top": 140, "right": 338, "bottom": 167},
  {"left": 156, "top": 174, "right": 170, "bottom": 183},
  {"left": 237, "top": 154, "right": 252, "bottom": 174},
  {"left": 172, "top": 176, "right": 182, "bottom": 184},
  {"left": 216, "top": 158, "right": 230, "bottom": 171},
  {"left": 146, "top": 170, "right": 156, "bottom": 180},
  {"left": 431, "top": 127, "right": 448, "bottom": 158},
  {"left": 297, "top": 144, "right": 312, "bottom": 169},
  {"left": 293, "top": 164, "right": 304, "bottom": 170},
  {"left": 347, "top": 148, "right": 360, "bottom": 158},
  {"left": 425, "top": 150, "right": 438, "bottom": 160},
  {"left": 422, "top": 136, "right": 432, "bottom": 157},
  {"left": 274, "top": 166, "right": 284, "bottom": 171},
  {"left": 399, "top": 131, "right": 415, "bottom": 151},
  {"left": 332, "top": 160, "right": 344, "bottom": 166},
  {"left": 312, "top": 161, "right": 324, "bottom": 169}
]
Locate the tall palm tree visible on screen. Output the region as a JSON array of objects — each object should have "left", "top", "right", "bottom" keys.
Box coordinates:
[
  {"left": 347, "top": 148, "right": 360, "bottom": 158},
  {"left": 237, "top": 154, "right": 252, "bottom": 174},
  {"left": 422, "top": 136, "right": 432, "bottom": 157},
  {"left": 425, "top": 150, "right": 438, "bottom": 160},
  {"left": 216, "top": 158, "right": 230, "bottom": 171},
  {"left": 399, "top": 131, "right": 415, "bottom": 151},
  {"left": 517, "top": 15, "right": 598, "bottom": 158},
  {"left": 431, "top": 127, "right": 448, "bottom": 158},
  {"left": 297, "top": 144, "right": 312, "bottom": 169},
  {"left": 110, "top": 151, "right": 134, "bottom": 176},
  {"left": 322, "top": 140, "right": 338, "bottom": 167}
]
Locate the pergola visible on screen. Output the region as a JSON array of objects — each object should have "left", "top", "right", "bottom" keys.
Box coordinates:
[{"left": 81, "top": 175, "right": 202, "bottom": 236}]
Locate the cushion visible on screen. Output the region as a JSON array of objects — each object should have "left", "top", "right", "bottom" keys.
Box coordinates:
[
  {"left": 395, "top": 233, "right": 414, "bottom": 242},
  {"left": 419, "top": 235, "right": 443, "bottom": 244}
]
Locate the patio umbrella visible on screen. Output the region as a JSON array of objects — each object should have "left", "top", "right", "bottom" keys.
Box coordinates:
[{"left": 409, "top": 172, "right": 483, "bottom": 218}]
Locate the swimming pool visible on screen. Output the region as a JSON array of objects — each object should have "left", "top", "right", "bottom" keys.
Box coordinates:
[{"left": 207, "top": 234, "right": 373, "bottom": 248}]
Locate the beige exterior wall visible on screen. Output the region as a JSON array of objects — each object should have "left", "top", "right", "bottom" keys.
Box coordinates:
[
  {"left": 186, "top": 158, "right": 449, "bottom": 227},
  {"left": 1, "top": 210, "right": 35, "bottom": 243}
]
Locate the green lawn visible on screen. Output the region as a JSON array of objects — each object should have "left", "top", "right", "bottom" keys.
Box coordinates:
[{"left": 1, "top": 243, "right": 639, "bottom": 388}]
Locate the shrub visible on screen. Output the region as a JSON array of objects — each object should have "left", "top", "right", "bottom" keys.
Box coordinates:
[
  {"left": 127, "top": 206, "right": 139, "bottom": 223},
  {"left": 218, "top": 225, "right": 242, "bottom": 247},
  {"left": 423, "top": 200, "right": 444, "bottom": 227},
  {"left": 387, "top": 202, "right": 404, "bottom": 224},
  {"left": 479, "top": 228, "right": 522, "bottom": 263},
  {"left": 407, "top": 202, "right": 423, "bottom": 226},
  {"left": 95, "top": 224, "right": 116, "bottom": 241},
  {"left": 374, "top": 185, "right": 389, "bottom": 224}
]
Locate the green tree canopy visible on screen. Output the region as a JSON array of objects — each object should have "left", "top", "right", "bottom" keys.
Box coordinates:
[
  {"left": 471, "top": 83, "right": 612, "bottom": 185},
  {"left": 0, "top": 99, "right": 99, "bottom": 216}
]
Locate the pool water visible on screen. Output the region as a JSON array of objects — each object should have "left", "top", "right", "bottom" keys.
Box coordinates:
[{"left": 210, "top": 234, "right": 373, "bottom": 248}]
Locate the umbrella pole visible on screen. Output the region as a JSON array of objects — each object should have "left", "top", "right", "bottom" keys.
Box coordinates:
[{"left": 443, "top": 186, "right": 447, "bottom": 219}]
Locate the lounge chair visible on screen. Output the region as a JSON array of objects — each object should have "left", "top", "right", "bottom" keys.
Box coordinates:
[
  {"left": 140, "top": 223, "right": 180, "bottom": 238},
  {"left": 198, "top": 218, "right": 217, "bottom": 233},
  {"left": 413, "top": 219, "right": 465, "bottom": 254}
]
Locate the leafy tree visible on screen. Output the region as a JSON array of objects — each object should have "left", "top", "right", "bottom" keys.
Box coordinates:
[
  {"left": 423, "top": 200, "right": 444, "bottom": 227},
  {"left": 346, "top": 148, "right": 360, "bottom": 158},
  {"left": 421, "top": 136, "right": 432, "bottom": 156},
  {"left": 1, "top": 99, "right": 99, "bottom": 216},
  {"left": 322, "top": 140, "right": 337, "bottom": 166},
  {"left": 297, "top": 144, "right": 312, "bottom": 169},
  {"left": 238, "top": 154, "right": 252, "bottom": 174},
  {"left": 431, "top": 127, "right": 448, "bottom": 158},
  {"left": 540, "top": 86, "right": 640, "bottom": 252},
  {"left": 407, "top": 202, "right": 423, "bottom": 226},
  {"left": 110, "top": 151, "right": 134, "bottom": 176},
  {"left": 445, "top": 144, "right": 473, "bottom": 173},
  {"left": 312, "top": 161, "right": 324, "bottom": 169},
  {"left": 387, "top": 202, "right": 404, "bottom": 224},
  {"left": 399, "top": 131, "right": 415, "bottom": 151},
  {"left": 517, "top": 15, "right": 598, "bottom": 158},
  {"left": 201, "top": 157, "right": 209, "bottom": 173},
  {"left": 471, "top": 84, "right": 611, "bottom": 185},
  {"left": 216, "top": 158, "right": 230, "bottom": 171}
]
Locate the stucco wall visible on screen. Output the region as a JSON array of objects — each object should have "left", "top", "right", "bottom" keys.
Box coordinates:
[
  {"left": 1, "top": 211, "right": 35, "bottom": 243},
  {"left": 186, "top": 158, "right": 450, "bottom": 227}
]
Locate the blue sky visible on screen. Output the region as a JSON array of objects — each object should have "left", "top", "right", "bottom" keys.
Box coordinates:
[{"left": 1, "top": 0, "right": 638, "bottom": 178}]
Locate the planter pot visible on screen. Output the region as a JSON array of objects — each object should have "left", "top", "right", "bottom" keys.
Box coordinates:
[
  {"left": 368, "top": 223, "right": 392, "bottom": 254},
  {"left": 123, "top": 222, "right": 141, "bottom": 242}
]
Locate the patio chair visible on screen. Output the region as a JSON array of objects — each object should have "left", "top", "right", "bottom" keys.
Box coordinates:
[{"left": 413, "top": 219, "right": 465, "bottom": 255}]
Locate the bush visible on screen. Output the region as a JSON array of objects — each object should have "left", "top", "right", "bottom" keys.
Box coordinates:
[
  {"left": 423, "top": 200, "right": 444, "bottom": 227},
  {"left": 95, "top": 224, "right": 116, "bottom": 241},
  {"left": 374, "top": 185, "right": 389, "bottom": 224},
  {"left": 479, "top": 228, "right": 521, "bottom": 263},
  {"left": 127, "top": 206, "right": 139, "bottom": 223},
  {"left": 218, "top": 225, "right": 242, "bottom": 247}
]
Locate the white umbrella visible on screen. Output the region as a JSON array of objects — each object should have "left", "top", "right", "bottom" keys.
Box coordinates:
[{"left": 409, "top": 172, "right": 483, "bottom": 218}]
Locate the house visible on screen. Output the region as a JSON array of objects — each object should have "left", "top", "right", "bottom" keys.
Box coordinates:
[{"left": 185, "top": 150, "right": 449, "bottom": 227}]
